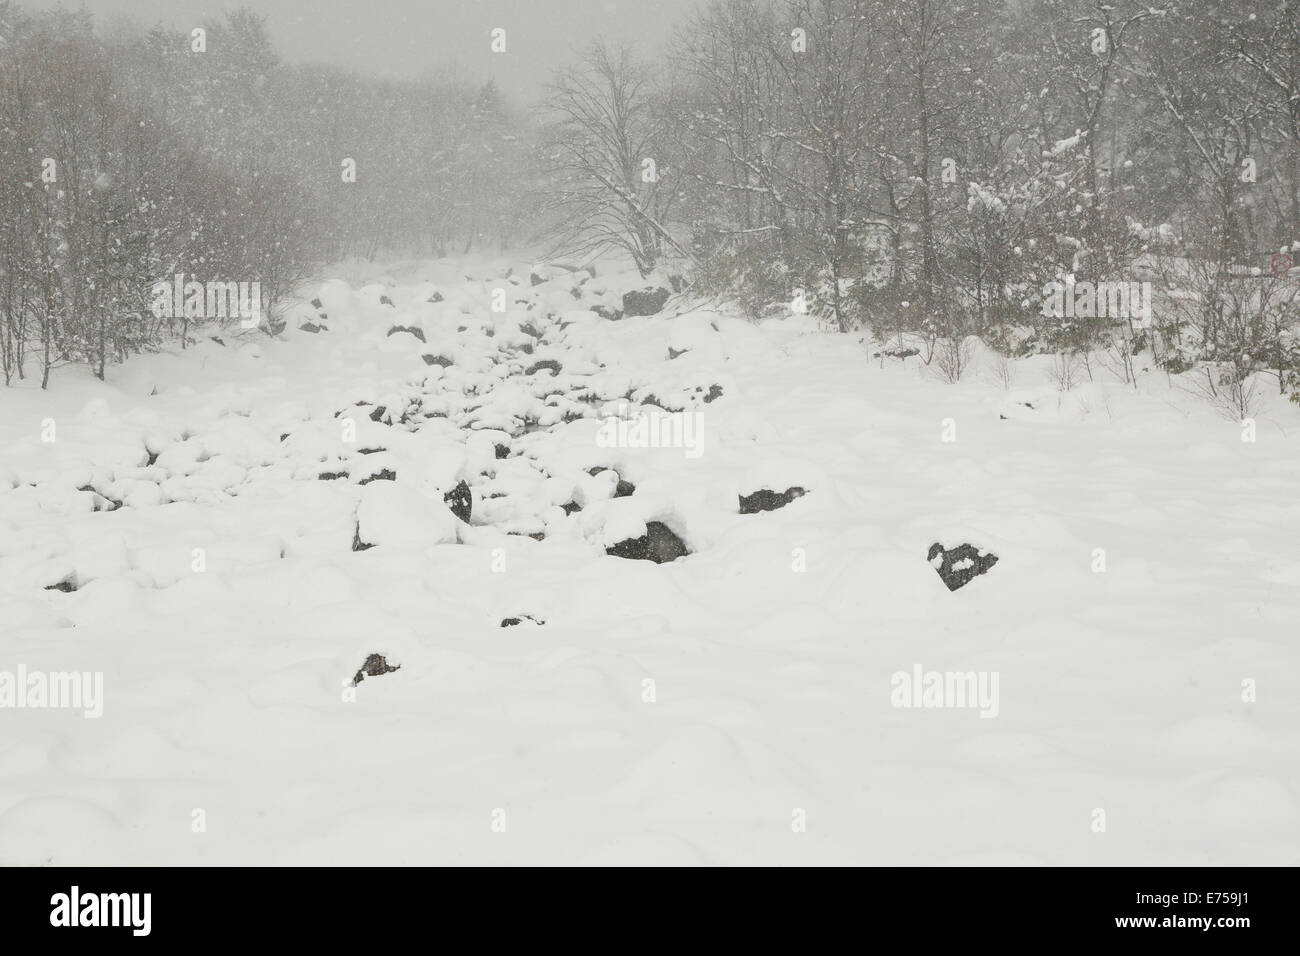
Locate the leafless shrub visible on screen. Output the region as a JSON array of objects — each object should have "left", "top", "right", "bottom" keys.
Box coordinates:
[
  {"left": 1048, "top": 352, "right": 1083, "bottom": 391},
  {"left": 986, "top": 352, "right": 1017, "bottom": 389},
  {"left": 1184, "top": 363, "right": 1262, "bottom": 422},
  {"left": 933, "top": 336, "right": 975, "bottom": 383}
]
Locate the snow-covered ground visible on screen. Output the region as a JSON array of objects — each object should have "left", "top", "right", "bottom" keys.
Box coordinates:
[{"left": 2, "top": 255, "right": 1298, "bottom": 865}]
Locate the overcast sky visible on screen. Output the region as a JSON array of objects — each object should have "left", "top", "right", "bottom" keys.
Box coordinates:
[{"left": 22, "top": 0, "right": 696, "bottom": 104}]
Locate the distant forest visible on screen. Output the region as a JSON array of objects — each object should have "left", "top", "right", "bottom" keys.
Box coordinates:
[{"left": 3, "top": 0, "right": 1300, "bottom": 406}]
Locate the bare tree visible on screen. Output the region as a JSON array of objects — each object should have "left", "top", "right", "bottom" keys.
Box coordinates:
[{"left": 541, "top": 41, "right": 689, "bottom": 276}]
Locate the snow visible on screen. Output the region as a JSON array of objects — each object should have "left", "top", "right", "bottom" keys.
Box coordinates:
[
  {"left": 355, "top": 481, "right": 460, "bottom": 549},
  {"left": 1, "top": 254, "right": 1298, "bottom": 865}
]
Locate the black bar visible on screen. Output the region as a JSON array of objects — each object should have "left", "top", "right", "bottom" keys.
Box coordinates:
[{"left": 0, "top": 866, "right": 1284, "bottom": 943}]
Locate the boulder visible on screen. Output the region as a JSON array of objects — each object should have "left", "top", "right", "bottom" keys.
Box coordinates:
[
  {"left": 606, "top": 521, "right": 689, "bottom": 564},
  {"left": 588, "top": 467, "right": 635, "bottom": 498},
  {"left": 444, "top": 479, "right": 472, "bottom": 523},
  {"left": 525, "top": 359, "right": 562, "bottom": 376},
  {"left": 357, "top": 469, "right": 396, "bottom": 485},
  {"left": 622, "top": 287, "right": 670, "bottom": 317},
  {"left": 927, "top": 542, "right": 999, "bottom": 591},
  {"left": 355, "top": 482, "right": 460, "bottom": 549},
  {"left": 500, "top": 615, "right": 544, "bottom": 627},
  {"left": 387, "top": 325, "right": 425, "bottom": 342},
  {"left": 352, "top": 653, "right": 399, "bottom": 686},
  {"left": 738, "top": 487, "right": 806, "bottom": 514}
]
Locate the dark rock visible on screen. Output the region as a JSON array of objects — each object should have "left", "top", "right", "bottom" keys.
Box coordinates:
[
  {"left": 877, "top": 346, "right": 920, "bottom": 359},
  {"left": 500, "top": 615, "right": 544, "bottom": 627},
  {"left": 209, "top": 335, "right": 225, "bottom": 346},
  {"left": 592, "top": 305, "right": 623, "bottom": 321},
  {"left": 444, "top": 480, "right": 472, "bottom": 523},
  {"left": 588, "top": 467, "right": 635, "bottom": 497},
  {"left": 368, "top": 406, "right": 387, "bottom": 422},
  {"left": 352, "top": 653, "right": 399, "bottom": 686},
  {"left": 494, "top": 443, "right": 510, "bottom": 459},
  {"left": 351, "top": 524, "right": 374, "bottom": 552},
  {"left": 387, "top": 325, "right": 425, "bottom": 342},
  {"left": 358, "top": 469, "right": 397, "bottom": 484},
  {"left": 606, "top": 521, "right": 689, "bottom": 564},
  {"left": 639, "top": 393, "right": 683, "bottom": 412},
  {"left": 928, "top": 542, "right": 999, "bottom": 592},
  {"left": 44, "top": 577, "right": 77, "bottom": 593},
  {"left": 318, "top": 471, "right": 348, "bottom": 481},
  {"left": 520, "top": 321, "right": 544, "bottom": 339},
  {"left": 379, "top": 294, "right": 394, "bottom": 307},
  {"left": 526, "top": 359, "right": 562, "bottom": 376},
  {"left": 739, "top": 487, "right": 807, "bottom": 514},
  {"left": 423, "top": 354, "right": 454, "bottom": 367},
  {"left": 530, "top": 272, "right": 546, "bottom": 286},
  {"left": 427, "top": 291, "right": 444, "bottom": 303},
  {"left": 622, "top": 286, "right": 670, "bottom": 317},
  {"left": 300, "top": 322, "right": 321, "bottom": 334},
  {"left": 78, "top": 484, "right": 122, "bottom": 512},
  {"left": 668, "top": 347, "right": 687, "bottom": 360},
  {"left": 310, "top": 298, "right": 323, "bottom": 309},
  {"left": 561, "top": 501, "right": 582, "bottom": 515},
  {"left": 357, "top": 447, "right": 386, "bottom": 455},
  {"left": 668, "top": 274, "right": 686, "bottom": 293},
  {"left": 702, "top": 384, "right": 723, "bottom": 403}
]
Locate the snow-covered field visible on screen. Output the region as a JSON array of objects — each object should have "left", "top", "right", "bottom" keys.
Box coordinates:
[{"left": 2, "top": 255, "right": 1298, "bottom": 865}]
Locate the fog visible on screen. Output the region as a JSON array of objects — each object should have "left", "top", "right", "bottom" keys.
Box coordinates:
[{"left": 18, "top": 0, "right": 695, "bottom": 98}]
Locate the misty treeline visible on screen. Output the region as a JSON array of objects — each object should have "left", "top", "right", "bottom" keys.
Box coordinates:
[
  {"left": 0, "top": 2, "right": 529, "bottom": 386},
  {"left": 5, "top": 0, "right": 1300, "bottom": 406},
  {"left": 545, "top": 0, "right": 1300, "bottom": 404}
]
